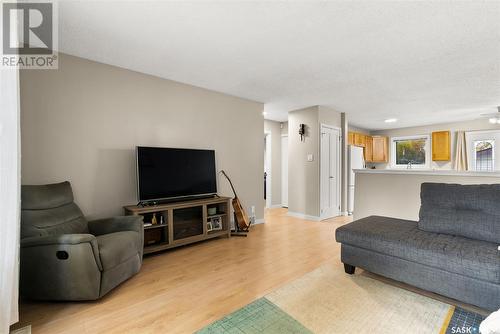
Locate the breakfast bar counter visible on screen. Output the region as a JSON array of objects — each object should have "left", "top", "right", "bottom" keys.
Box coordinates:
[{"left": 352, "top": 169, "right": 500, "bottom": 221}]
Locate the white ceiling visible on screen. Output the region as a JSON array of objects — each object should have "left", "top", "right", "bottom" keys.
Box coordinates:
[{"left": 58, "top": 1, "right": 500, "bottom": 130}]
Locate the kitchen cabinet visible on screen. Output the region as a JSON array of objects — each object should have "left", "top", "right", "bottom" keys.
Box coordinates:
[
  {"left": 432, "top": 131, "right": 451, "bottom": 161},
  {"left": 349, "top": 132, "right": 387, "bottom": 163},
  {"left": 371, "top": 136, "right": 388, "bottom": 163},
  {"left": 348, "top": 132, "right": 355, "bottom": 146},
  {"left": 364, "top": 136, "right": 373, "bottom": 162},
  {"left": 354, "top": 133, "right": 366, "bottom": 147}
]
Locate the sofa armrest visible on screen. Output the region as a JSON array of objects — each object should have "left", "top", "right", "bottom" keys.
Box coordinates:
[
  {"left": 21, "top": 233, "right": 102, "bottom": 271},
  {"left": 88, "top": 215, "right": 143, "bottom": 236}
]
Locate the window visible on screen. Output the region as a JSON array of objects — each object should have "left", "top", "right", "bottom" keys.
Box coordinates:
[
  {"left": 474, "top": 140, "right": 494, "bottom": 171},
  {"left": 466, "top": 130, "right": 500, "bottom": 172},
  {"left": 391, "top": 135, "right": 430, "bottom": 168}
]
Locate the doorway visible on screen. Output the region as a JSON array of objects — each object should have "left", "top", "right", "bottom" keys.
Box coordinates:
[
  {"left": 281, "top": 135, "right": 288, "bottom": 208},
  {"left": 264, "top": 132, "right": 272, "bottom": 208},
  {"left": 320, "top": 124, "right": 341, "bottom": 219}
]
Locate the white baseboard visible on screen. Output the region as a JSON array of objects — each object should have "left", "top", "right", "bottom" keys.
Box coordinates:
[
  {"left": 231, "top": 218, "right": 265, "bottom": 227},
  {"left": 268, "top": 204, "right": 283, "bottom": 209},
  {"left": 287, "top": 211, "right": 321, "bottom": 221},
  {"left": 11, "top": 325, "right": 31, "bottom": 334}
]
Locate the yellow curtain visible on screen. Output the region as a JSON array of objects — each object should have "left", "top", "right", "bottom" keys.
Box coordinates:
[{"left": 454, "top": 131, "right": 468, "bottom": 171}]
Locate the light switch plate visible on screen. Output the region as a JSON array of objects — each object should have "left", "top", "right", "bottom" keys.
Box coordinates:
[{"left": 307, "top": 154, "right": 314, "bottom": 162}]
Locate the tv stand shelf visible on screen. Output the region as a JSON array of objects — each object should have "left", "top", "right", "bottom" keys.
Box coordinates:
[{"left": 124, "top": 196, "right": 231, "bottom": 255}]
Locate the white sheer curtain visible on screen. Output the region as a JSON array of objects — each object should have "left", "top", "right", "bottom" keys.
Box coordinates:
[
  {"left": 454, "top": 131, "right": 468, "bottom": 171},
  {"left": 0, "top": 68, "right": 21, "bottom": 332}
]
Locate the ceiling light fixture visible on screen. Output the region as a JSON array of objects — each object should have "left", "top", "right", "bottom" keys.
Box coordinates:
[
  {"left": 262, "top": 111, "right": 267, "bottom": 116},
  {"left": 384, "top": 118, "right": 397, "bottom": 123},
  {"left": 481, "top": 106, "right": 500, "bottom": 124}
]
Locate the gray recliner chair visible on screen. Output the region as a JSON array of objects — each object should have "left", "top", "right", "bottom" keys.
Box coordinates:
[{"left": 20, "top": 181, "right": 144, "bottom": 301}]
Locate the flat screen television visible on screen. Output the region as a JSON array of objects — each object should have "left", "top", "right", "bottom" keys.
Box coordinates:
[{"left": 136, "top": 146, "right": 217, "bottom": 203}]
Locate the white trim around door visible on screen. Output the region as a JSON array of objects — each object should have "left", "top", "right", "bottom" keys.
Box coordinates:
[
  {"left": 281, "top": 134, "right": 288, "bottom": 208},
  {"left": 264, "top": 132, "right": 272, "bottom": 208},
  {"left": 320, "top": 124, "right": 341, "bottom": 220}
]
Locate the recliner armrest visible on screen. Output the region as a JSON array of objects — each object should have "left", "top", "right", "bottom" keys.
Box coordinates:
[
  {"left": 21, "top": 233, "right": 102, "bottom": 271},
  {"left": 21, "top": 233, "right": 97, "bottom": 247},
  {"left": 88, "top": 215, "right": 143, "bottom": 236}
]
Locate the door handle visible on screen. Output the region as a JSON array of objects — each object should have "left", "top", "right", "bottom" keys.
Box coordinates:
[{"left": 329, "top": 176, "right": 334, "bottom": 179}]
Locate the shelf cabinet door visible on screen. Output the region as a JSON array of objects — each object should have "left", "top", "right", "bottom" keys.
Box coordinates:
[
  {"left": 364, "top": 136, "right": 373, "bottom": 162},
  {"left": 372, "top": 136, "right": 388, "bottom": 162},
  {"left": 432, "top": 131, "right": 451, "bottom": 161},
  {"left": 172, "top": 206, "right": 204, "bottom": 241}
]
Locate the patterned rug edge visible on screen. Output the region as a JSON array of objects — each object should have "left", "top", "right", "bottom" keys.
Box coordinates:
[
  {"left": 196, "top": 297, "right": 313, "bottom": 334},
  {"left": 197, "top": 263, "right": 487, "bottom": 334},
  {"left": 439, "top": 306, "right": 455, "bottom": 334},
  {"left": 197, "top": 297, "right": 485, "bottom": 334}
]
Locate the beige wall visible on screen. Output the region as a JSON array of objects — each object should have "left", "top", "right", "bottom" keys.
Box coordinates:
[
  {"left": 318, "top": 106, "right": 342, "bottom": 129},
  {"left": 288, "top": 106, "right": 342, "bottom": 218},
  {"left": 371, "top": 119, "right": 500, "bottom": 169},
  {"left": 20, "top": 53, "right": 265, "bottom": 220},
  {"left": 288, "top": 107, "right": 320, "bottom": 217},
  {"left": 264, "top": 120, "right": 282, "bottom": 206},
  {"left": 281, "top": 121, "right": 288, "bottom": 136},
  {"left": 354, "top": 171, "right": 500, "bottom": 221},
  {"left": 348, "top": 125, "right": 370, "bottom": 135}
]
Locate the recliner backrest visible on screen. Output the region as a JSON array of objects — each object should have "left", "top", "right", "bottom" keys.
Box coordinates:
[
  {"left": 21, "top": 181, "right": 88, "bottom": 239},
  {"left": 418, "top": 182, "right": 500, "bottom": 244}
]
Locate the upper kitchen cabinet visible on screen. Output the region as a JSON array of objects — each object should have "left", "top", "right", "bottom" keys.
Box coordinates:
[
  {"left": 348, "top": 132, "right": 355, "bottom": 146},
  {"left": 371, "top": 136, "right": 388, "bottom": 163},
  {"left": 364, "top": 136, "right": 373, "bottom": 162},
  {"left": 354, "top": 132, "right": 366, "bottom": 147},
  {"left": 432, "top": 131, "right": 451, "bottom": 161}
]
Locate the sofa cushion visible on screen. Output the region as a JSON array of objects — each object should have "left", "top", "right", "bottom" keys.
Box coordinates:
[
  {"left": 96, "top": 231, "right": 140, "bottom": 270},
  {"left": 419, "top": 183, "right": 500, "bottom": 244},
  {"left": 336, "top": 216, "right": 500, "bottom": 284}
]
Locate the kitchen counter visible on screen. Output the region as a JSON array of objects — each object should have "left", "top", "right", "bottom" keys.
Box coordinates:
[
  {"left": 352, "top": 169, "right": 500, "bottom": 221},
  {"left": 354, "top": 169, "right": 500, "bottom": 177}
]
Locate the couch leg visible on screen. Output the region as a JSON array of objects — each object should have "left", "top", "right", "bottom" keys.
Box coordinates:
[{"left": 344, "top": 263, "right": 356, "bottom": 275}]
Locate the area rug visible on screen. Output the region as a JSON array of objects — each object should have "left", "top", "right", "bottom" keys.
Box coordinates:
[{"left": 197, "top": 265, "right": 485, "bottom": 334}]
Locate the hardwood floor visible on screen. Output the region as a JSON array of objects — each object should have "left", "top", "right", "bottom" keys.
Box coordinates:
[{"left": 14, "top": 209, "right": 352, "bottom": 334}]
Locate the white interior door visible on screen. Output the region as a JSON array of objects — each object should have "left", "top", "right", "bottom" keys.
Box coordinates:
[
  {"left": 264, "top": 133, "right": 272, "bottom": 208},
  {"left": 281, "top": 135, "right": 288, "bottom": 207},
  {"left": 320, "top": 125, "right": 341, "bottom": 219}
]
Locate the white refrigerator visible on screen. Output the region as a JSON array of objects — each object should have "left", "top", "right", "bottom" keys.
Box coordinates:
[{"left": 348, "top": 145, "right": 365, "bottom": 214}]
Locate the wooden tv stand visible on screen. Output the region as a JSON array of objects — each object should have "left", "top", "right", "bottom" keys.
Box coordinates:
[{"left": 124, "top": 196, "right": 231, "bottom": 255}]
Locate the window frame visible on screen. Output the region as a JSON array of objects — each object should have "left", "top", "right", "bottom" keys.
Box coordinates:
[
  {"left": 473, "top": 140, "right": 495, "bottom": 172},
  {"left": 390, "top": 135, "right": 431, "bottom": 169},
  {"left": 465, "top": 130, "right": 500, "bottom": 172}
]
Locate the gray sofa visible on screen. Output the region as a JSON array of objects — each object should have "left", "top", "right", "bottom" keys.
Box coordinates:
[
  {"left": 336, "top": 182, "right": 500, "bottom": 311},
  {"left": 21, "top": 181, "right": 144, "bottom": 301}
]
